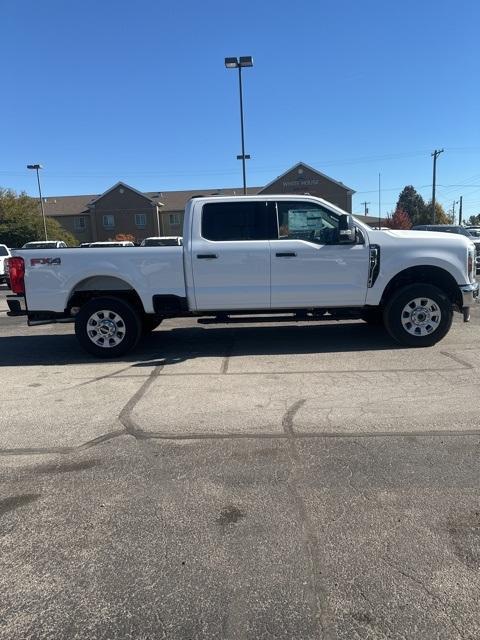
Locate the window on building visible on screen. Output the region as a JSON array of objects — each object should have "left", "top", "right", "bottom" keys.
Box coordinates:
[
  {"left": 201, "top": 201, "right": 276, "bottom": 241},
  {"left": 276, "top": 201, "right": 340, "bottom": 245},
  {"left": 135, "top": 213, "right": 147, "bottom": 228},
  {"left": 103, "top": 214, "right": 115, "bottom": 229},
  {"left": 169, "top": 213, "right": 181, "bottom": 226},
  {"left": 74, "top": 216, "right": 86, "bottom": 231}
]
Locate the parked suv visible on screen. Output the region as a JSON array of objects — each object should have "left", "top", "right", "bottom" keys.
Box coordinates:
[
  {"left": 412, "top": 225, "right": 480, "bottom": 274},
  {"left": 0, "top": 244, "right": 11, "bottom": 284}
]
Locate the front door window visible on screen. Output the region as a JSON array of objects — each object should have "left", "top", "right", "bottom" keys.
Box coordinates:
[{"left": 277, "top": 201, "right": 340, "bottom": 245}]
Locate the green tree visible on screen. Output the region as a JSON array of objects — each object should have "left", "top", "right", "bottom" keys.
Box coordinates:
[
  {"left": 467, "top": 214, "right": 480, "bottom": 226},
  {"left": 396, "top": 186, "right": 428, "bottom": 225},
  {"left": 0, "top": 188, "right": 76, "bottom": 247}
]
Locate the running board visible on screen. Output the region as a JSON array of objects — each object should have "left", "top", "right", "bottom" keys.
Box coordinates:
[{"left": 197, "top": 312, "right": 360, "bottom": 325}]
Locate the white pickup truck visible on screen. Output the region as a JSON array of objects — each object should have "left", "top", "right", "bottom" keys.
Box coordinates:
[{"left": 6, "top": 194, "right": 478, "bottom": 357}]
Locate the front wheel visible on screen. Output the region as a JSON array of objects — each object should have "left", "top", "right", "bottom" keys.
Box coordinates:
[
  {"left": 383, "top": 284, "right": 453, "bottom": 347},
  {"left": 75, "top": 296, "right": 142, "bottom": 358}
]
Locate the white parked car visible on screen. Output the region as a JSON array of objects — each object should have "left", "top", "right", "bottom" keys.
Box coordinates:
[
  {"left": 6, "top": 194, "right": 478, "bottom": 357},
  {"left": 22, "top": 240, "right": 68, "bottom": 249},
  {"left": 0, "top": 244, "right": 11, "bottom": 284},
  {"left": 140, "top": 236, "right": 182, "bottom": 247},
  {"left": 89, "top": 241, "right": 135, "bottom": 248}
]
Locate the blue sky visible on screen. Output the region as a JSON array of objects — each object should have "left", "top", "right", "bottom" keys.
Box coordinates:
[{"left": 2, "top": 0, "right": 479, "bottom": 219}]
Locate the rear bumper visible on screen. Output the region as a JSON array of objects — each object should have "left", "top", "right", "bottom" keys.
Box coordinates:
[{"left": 6, "top": 295, "right": 27, "bottom": 316}]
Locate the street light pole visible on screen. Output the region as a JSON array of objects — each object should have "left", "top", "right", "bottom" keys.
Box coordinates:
[
  {"left": 237, "top": 64, "right": 247, "bottom": 195},
  {"left": 225, "top": 56, "right": 253, "bottom": 195},
  {"left": 27, "top": 164, "right": 48, "bottom": 240}
]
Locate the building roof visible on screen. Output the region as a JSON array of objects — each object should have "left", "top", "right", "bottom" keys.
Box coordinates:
[
  {"left": 42, "top": 194, "right": 97, "bottom": 216},
  {"left": 89, "top": 181, "right": 156, "bottom": 205},
  {"left": 259, "top": 161, "right": 356, "bottom": 194},
  {"left": 43, "top": 187, "right": 262, "bottom": 217},
  {"left": 40, "top": 162, "right": 354, "bottom": 217}
]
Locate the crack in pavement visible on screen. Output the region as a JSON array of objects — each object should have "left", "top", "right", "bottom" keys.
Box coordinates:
[
  {"left": 0, "top": 429, "right": 125, "bottom": 457},
  {"left": 282, "top": 398, "right": 333, "bottom": 639},
  {"left": 118, "top": 364, "right": 165, "bottom": 437},
  {"left": 2, "top": 426, "right": 480, "bottom": 457},
  {"left": 440, "top": 350, "right": 475, "bottom": 370},
  {"left": 220, "top": 330, "right": 236, "bottom": 375},
  {"left": 381, "top": 555, "right": 468, "bottom": 639}
]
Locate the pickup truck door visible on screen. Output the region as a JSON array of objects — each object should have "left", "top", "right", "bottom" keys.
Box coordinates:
[
  {"left": 270, "top": 201, "right": 369, "bottom": 307},
  {"left": 191, "top": 200, "right": 276, "bottom": 310}
]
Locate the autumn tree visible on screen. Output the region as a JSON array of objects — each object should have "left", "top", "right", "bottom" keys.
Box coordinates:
[
  {"left": 425, "top": 201, "right": 453, "bottom": 225},
  {"left": 386, "top": 207, "right": 412, "bottom": 229},
  {"left": 0, "top": 188, "right": 76, "bottom": 247},
  {"left": 114, "top": 233, "right": 135, "bottom": 242}
]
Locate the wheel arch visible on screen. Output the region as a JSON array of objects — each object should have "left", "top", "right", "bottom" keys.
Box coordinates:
[
  {"left": 380, "top": 266, "right": 462, "bottom": 309},
  {"left": 67, "top": 275, "right": 145, "bottom": 315}
]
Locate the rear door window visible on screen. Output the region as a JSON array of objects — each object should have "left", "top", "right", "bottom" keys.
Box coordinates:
[{"left": 201, "top": 201, "right": 277, "bottom": 241}]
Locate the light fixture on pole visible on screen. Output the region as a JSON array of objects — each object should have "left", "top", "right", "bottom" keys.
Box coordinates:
[
  {"left": 224, "top": 56, "right": 253, "bottom": 195},
  {"left": 27, "top": 163, "right": 48, "bottom": 240}
]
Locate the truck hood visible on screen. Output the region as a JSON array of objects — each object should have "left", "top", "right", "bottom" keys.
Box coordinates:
[{"left": 369, "top": 228, "right": 477, "bottom": 249}]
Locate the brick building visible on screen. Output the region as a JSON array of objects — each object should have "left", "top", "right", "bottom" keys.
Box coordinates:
[{"left": 42, "top": 162, "right": 356, "bottom": 244}]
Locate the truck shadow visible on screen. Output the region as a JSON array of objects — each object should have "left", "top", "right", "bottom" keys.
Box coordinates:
[{"left": 0, "top": 322, "right": 398, "bottom": 367}]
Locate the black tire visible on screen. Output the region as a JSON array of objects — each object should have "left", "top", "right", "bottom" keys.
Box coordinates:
[
  {"left": 141, "top": 315, "right": 163, "bottom": 335},
  {"left": 383, "top": 283, "right": 453, "bottom": 347},
  {"left": 360, "top": 307, "right": 384, "bottom": 325},
  {"left": 75, "top": 296, "right": 142, "bottom": 358}
]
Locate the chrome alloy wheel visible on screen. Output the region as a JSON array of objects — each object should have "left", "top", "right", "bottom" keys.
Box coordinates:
[
  {"left": 86, "top": 309, "right": 126, "bottom": 348},
  {"left": 401, "top": 297, "right": 442, "bottom": 337}
]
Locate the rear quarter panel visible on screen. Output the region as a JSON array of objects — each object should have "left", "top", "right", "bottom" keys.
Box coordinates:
[{"left": 21, "top": 247, "right": 186, "bottom": 313}]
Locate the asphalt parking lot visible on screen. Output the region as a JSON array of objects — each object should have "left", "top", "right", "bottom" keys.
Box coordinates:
[{"left": 1, "top": 283, "right": 480, "bottom": 639}]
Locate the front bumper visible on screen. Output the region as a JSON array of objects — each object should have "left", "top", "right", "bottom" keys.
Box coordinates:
[
  {"left": 6, "top": 295, "right": 27, "bottom": 316},
  {"left": 460, "top": 282, "right": 479, "bottom": 306}
]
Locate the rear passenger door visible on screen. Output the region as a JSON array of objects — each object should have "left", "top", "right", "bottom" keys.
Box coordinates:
[{"left": 191, "top": 200, "right": 276, "bottom": 310}]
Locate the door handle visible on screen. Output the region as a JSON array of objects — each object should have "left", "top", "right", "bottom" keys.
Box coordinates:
[
  {"left": 197, "top": 253, "right": 218, "bottom": 259},
  {"left": 275, "top": 252, "right": 297, "bottom": 257}
]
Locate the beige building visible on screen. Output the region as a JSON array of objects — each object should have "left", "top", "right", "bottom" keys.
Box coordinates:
[{"left": 43, "top": 162, "right": 356, "bottom": 244}]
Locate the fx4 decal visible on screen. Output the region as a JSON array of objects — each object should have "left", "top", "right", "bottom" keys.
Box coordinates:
[{"left": 30, "top": 257, "right": 62, "bottom": 266}]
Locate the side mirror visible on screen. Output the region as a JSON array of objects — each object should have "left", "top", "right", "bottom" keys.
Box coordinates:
[{"left": 338, "top": 214, "right": 356, "bottom": 244}]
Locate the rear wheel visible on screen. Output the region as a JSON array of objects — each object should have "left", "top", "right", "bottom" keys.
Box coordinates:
[
  {"left": 75, "top": 296, "right": 142, "bottom": 358},
  {"left": 383, "top": 284, "right": 452, "bottom": 347}
]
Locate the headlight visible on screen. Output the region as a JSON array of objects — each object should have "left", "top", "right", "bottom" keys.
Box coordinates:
[{"left": 468, "top": 247, "right": 476, "bottom": 281}]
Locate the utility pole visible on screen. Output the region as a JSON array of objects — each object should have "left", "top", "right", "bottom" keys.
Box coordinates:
[
  {"left": 459, "top": 195, "right": 463, "bottom": 225},
  {"left": 431, "top": 148, "right": 444, "bottom": 224},
  {"left": 361, "top": 201, "right": 370, "bottom": 216},
  {"left": 452, "top": 199, "right": 459, "bottom": 224},
  {"left": 378, "top": 173, "right": 381, "bottom": 229}
]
